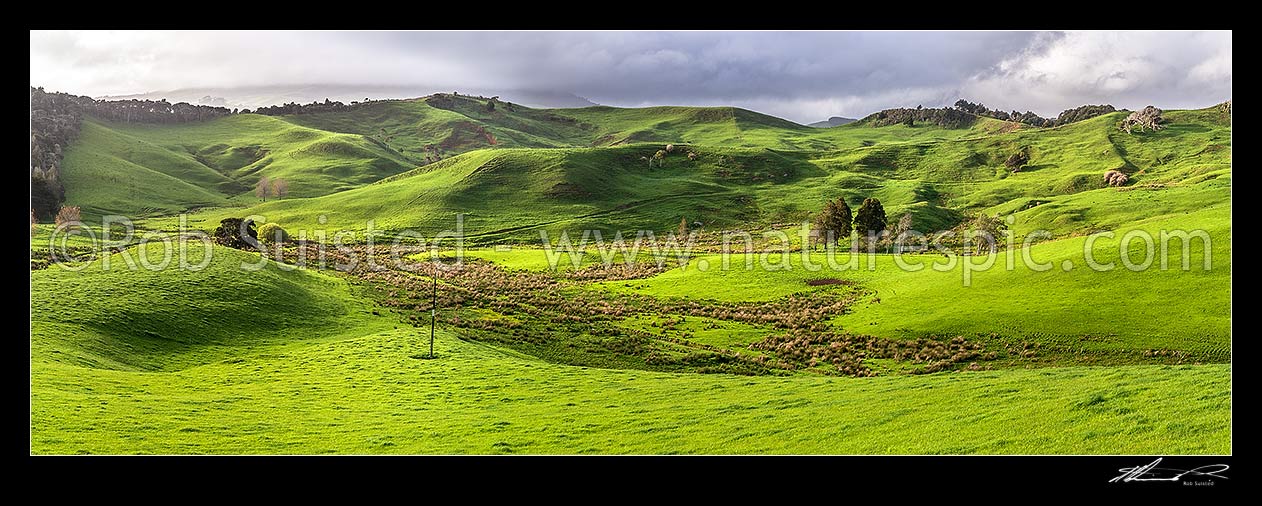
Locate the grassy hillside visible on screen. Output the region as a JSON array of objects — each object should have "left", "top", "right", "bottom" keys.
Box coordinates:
[
  {"left": 34, "top": 97, "right": 1231, "bottom": 455},
  {"left": 285, "top": 95, "right": 994, "bottom": 154},
  {"left": 31, "top": 249, "right": 1230, "bottom": 454},
  {"left": 597, "top": 204, "right": 1229, "bottom": 362},
  {"left": 62, "top": 121, "right": 233, "bottom": 216},
  {"left": 61, "top": 96, "right": 997, "bottom": 220},
  {"left": 30, "top": 244, "right": 386, "bottom": 371},
  {"left": 148, "top": 104, "right": 1228, "bottom": 245},
  {"left": 61, "top": 115, "right": 418, "bottom": 216}
]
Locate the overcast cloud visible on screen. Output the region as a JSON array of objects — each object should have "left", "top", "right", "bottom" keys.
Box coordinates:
[{"left": 30, "top": 30, "right": 1232, "bottom": 123}]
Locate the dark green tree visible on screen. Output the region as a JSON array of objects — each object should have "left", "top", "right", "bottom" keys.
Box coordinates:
[
  {"left": 853, "top": 197, "right": 888, "bottom": 243},
  {"left": 812, "top": 198, "right": 852, "bottom": 246}
]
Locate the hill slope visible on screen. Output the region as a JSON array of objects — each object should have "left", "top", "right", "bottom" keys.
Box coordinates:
[
  {"left": 61, "top": 95, "right": 999, "bottom": 218},
  {"left": 60, "top": 115, "right": 418, "bottom": 215},
  {"left": 31, "top": 244, "right": 1230, "bottom": 454},
  {"left": 160, "top": 104, "right": 1228, "bottom": 244},
  {"left": 30, "top": 244, "right": 385, "bottom": 371}
]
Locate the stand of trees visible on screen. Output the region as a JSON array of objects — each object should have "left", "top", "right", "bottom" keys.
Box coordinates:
[
  {"left": 1119, "top": 106, "right": 1165, "bottom": 134},
  {"left": 254, "top": 176, "right": 290, "bottom": 201},
  {"left": 30, "top": 87, "right": 237, "bottom": 218},
  {"left": 953, "top": 99, "right": 1116, "bottom": 128},
  {"left": 254, "top": 98, "right": 364, "bottom": 116},
  {"left": 866, "top": 99, "right": 1118, "bottom": 130},
  {"left": 31, "top": 87, "right": 83, "bottom": 220},
  {"left": 812, "top": 197, "right": 888, "bottom": 248},
  {"left": 861, "top": 106, "right": 977, "bottom": 128}
]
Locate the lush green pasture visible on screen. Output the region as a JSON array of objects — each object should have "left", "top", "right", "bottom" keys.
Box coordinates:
[
  {"left": 30, "top": 240, "right": 1230, "bottom": 454},
  {"left": 594, "top": 206, "right": 1229, "bottom": 360},
  {"left": 62, "top": 121, "right": 232, "bottom": 216},
  {"left": 30, "top": 245, "right": 387, "bottom": 371},
  {"left": 31, "top": 325, "right": 1231, "bottom": 454},
  {"left": 71, "top": 115, "right": 415, "bottom": 207},
  {"left": 34, "top": 99, "right": 1232, "bottom": 454},
  {"left": 137, "top": 106, "right": 1228, "bottom": 245}
]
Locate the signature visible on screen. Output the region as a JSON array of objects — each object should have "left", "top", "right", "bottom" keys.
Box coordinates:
[{"left": 1110, "top": 458, "right": 1230, "bottom": 483}]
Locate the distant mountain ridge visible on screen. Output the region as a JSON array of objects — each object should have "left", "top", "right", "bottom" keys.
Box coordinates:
[{"left": 808, "top": 116, "right": 857, "bottom": 128}]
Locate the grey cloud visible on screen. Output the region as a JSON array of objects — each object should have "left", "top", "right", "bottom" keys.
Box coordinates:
[{"left": 30, "top": 30, "right": 1230, "bottom": 124}]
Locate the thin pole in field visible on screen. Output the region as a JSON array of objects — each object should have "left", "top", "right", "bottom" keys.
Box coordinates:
[{"left": 430, "top": 261, "right": 437, "bottom": 359}]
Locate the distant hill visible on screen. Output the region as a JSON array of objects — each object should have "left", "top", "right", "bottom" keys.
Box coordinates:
[
  {"left": 807, "top": 116, "right": 858, "bottom": 128},
  {"left": 43, "top": 81, "right": 1234, "bottom": 246},
  {"left": 98, "top": 84, "right": 599, "bottom": 111},
  {"left": 187, "top": 106, "right": 1231, "bottom": 244},
  {"left": 54, "top": 93, "right": 985, "bottom": 217}
]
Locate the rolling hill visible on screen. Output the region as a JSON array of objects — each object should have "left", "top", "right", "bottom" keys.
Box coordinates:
[
  {"left": 58, "top": 94, "right": 1016, "bottom": 219},
  {"left": 117, "top": 103, "right": 1228, "bottom": 247},
  {"left": 30, "top": 244, "right": 1230, "bottom": 454},
  {"left": 31, "top": 92, "right": 1232, "bottom": 455}
]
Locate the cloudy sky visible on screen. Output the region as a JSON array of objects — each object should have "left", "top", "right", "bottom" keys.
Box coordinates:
[{"left": 30, "top": 30, "right": 1232, "bottom": 123}]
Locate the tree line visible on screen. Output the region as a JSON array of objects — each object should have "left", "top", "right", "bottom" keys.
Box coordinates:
[
  {"left": 860, "top": 100, "right": 1119, "bottom": 130},
  {"left": 860, "top": 106, "right": 978, "bottom": 128},
  {"left": 952, "top": 99, "right": 1116, "bottom": 128},
  {"left": 30, "top": 87, "right": 238, "bottom": 219},
  {"left": 252, "top": 98, "right": 380, "bottom": 116}
]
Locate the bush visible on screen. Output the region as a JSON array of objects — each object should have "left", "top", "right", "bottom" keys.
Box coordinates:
[
  {"left": 258, "top": 222, "right": 290, "bottom": 245},
  {"left": 1004, "top": 150, "right": 1030, "bottom": 172},
  {"left": 1104, "top": 170, "right": 1130, "bottom": 187},
  {"left": 212, "top": 218, "right": 258, "bottom": 250},
  {"left": 1120, "top": 106, "right": 1164, "bottom": 134},
  {"left": 54, "top": 205, "right": 81, "bottom": 232}
]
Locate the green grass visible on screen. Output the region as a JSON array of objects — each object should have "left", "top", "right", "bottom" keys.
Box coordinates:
[
  {"left": 62, "top": 115, "right": 417, "bottom": 217},
  {"left": 136, "top": 105, "right": 1228, "bottom": 247},
  {"left": 61, "top": 121, "right": 232, "bottom": 216},
  {"left": 35, "top": 98, "right": 1232, "bottom": 454},
  {"left": 31, "top": 244, "right": 388, "bottom": 371},
  {"left": 595, "top": 205, "right": 1229, "bottom": 361},
  {"left": 30, "top": 253, "right": 1230, "bottom": 454},
  {"left": 31, "top": 333, "right": 1229, "bottom": 454}
]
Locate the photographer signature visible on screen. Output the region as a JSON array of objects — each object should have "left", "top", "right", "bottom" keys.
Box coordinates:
[{"left": 1110, "top": 458, "right": 1229, "bottom": 483}]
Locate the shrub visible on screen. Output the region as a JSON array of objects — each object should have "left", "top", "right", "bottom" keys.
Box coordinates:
[
  {"left": 1120, "top": 106, "right": 1165, "bottom": 134},
  {"left": 1004, "top": 150, "right": 1030, "bottom": 172},
  {"left": 212, "top": 218, "right": 259, "bottom": 250},
  {"left": 54, "top": 205, "right": 81, "bottom": 233},
  {"left": 258, "top": 222, "right": 290, "bottom": 245},
  {"left": 1104, "top": 170, "right": 1130, "bottom": 187}
]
